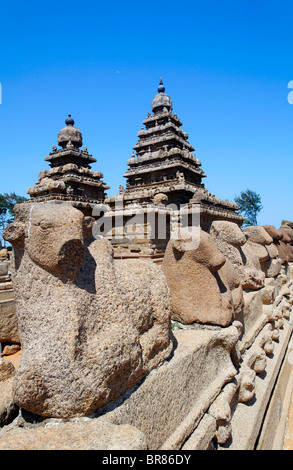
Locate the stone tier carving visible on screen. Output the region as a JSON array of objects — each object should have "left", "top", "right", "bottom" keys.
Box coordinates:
[{"left": 27, "top": 116, "right": 109, "bottom": 204}]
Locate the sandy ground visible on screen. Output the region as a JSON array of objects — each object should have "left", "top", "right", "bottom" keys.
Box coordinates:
[{"left": 2, "top": 349, "right": 22, "bottom": 370}]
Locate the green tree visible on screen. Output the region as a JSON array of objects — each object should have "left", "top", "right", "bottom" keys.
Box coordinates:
[
  {"left": 234, "top": 189, "right": 263, "bottom": 226},
  {"left": 0, "top": 192, "right": 27, "bottom": 247}
]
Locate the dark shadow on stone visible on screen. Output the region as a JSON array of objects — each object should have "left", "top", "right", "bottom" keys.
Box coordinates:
[
  {"left": 13, "top": 247, "right": 24, "bottom": 272},
  {"left": 257, "top": 370, "right": 267, "bottom": 381},
  {"left": 74, "top": 243, "right": 97, "bottom": 294},
  {"left": 239, "top": 247, "right": 247, "bottom": 265},
  {"left": 214, "top": 271, "right": 228, "bottom": 294},
  {"left": 173, "top": 246, "right": 184, "bottom": 261}
]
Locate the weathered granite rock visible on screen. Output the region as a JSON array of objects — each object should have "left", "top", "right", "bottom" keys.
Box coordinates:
[
  {"left": 261, "top": 283, "right": 276, "bottom": 305},
  {"left": 278, "top": 223, "right": 293, "bottom": 262},
  {"left": 264, "top": 224, "right": 293, "bottom": 264},
  {"left": 3, "top": 202, "right": 173, "bottom": 419},
  {"left": 281, "top": 219, "right": 293, "bottom": 229},
  {"left": 181, "top": 413, "right": 217, "bottom": 450},
  {"left": 0, "top": 378, "right": 18, "bottom": 428},
  {"left": 210, "top": 221, "right": 265, "bottom": 291},
  {"left": 238, "top": 290, "right": 268, "bottom": 352},
  {"left": 262, "top": 225, "right": 283, "bottom": 243},
  {"left": 208, "top": 381, "right": 236, "bottom": 444},
  {"left": 217, "top": 257, "right": 244, "bottom": 321},
  {"left": 242, "top": 226, "right": 274, "bottom": 246},
  {"left": 0, "top": 360, "right": 18, "bottom": 427},
  {"left": 243, "top": 225, "right": 282, "bottom": 280},
  {"left": 162, "top": 228, "right": 235, "bottom": 326},
  {"left": 0, "top": 260, "right": 18, "bottom": 344},
  {"left": 237, "top": 364, "right": 256, "bottom": 403},
  {"left": 0, "top": 415, "right": 147, "bottom": 450},
  {"left": 0, "top": 262, "right": 8, "bottom": 278},
  {"left": 0, "top": 358, "right": 15, "bottom": 382},
  {"left": 0, "top": 299, "right": 19, "bottom": 344},
  {"left": 95, "top": 325, "right": 240, "bottom": 450},
  {"left": 0, "top": 324, "right": 240, "bottom": 450},
  {"left": 261, "top": 253, "right": 282, "bottom": 279}
]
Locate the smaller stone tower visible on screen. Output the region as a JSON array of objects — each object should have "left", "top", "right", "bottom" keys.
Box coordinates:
[{"left": 27, "top": 115, "right": 110, "bottom": 206}]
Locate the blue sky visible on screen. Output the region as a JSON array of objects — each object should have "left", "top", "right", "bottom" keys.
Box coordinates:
[{"left": 0, "top": 0, "right": 292, "bottom": 228}]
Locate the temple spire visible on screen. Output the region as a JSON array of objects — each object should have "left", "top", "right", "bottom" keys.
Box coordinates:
[
  {"left": 152, "top": 78, "right": 172, "bottom": 114},
  {"left": 158, "top": 77, "right": 165, "bottom": 93},
  {"left": 122, "top": 81, "right": 206, "bottom": 207},
  {"left": 26, "top": 116, "right": 110, "bottom": 203},
  {"left": 65, "top": 114, "right": 75, "bottom": 126}
]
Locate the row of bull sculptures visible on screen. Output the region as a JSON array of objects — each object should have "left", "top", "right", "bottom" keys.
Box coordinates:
[{"left": 1, "top": 201, "right": 293, "bottom": 420}]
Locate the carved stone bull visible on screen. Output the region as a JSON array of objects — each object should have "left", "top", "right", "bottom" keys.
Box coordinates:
[
  {"left": 3, "top": 202, "right": 173, "bottom": 419},
  {"left": 162, "top": 228, "right": 241, "bottom": 327}
]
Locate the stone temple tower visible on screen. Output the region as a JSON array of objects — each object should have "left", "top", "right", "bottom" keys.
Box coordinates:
[
  {"left": 27, "top": 115, "right": 110, "bottom": 211},
  {"left": 122, "top": 78, "right": 206, "bottom": 206},
  {"left": 105, "top": 79, "right": 244, "bottom": 256}
]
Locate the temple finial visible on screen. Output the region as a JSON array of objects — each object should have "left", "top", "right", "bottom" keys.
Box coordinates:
[
  {"left": 158, "top": 77, "right": 165, "bottom": 94},
  {"left": 65, "top": 114, "right": 74, "bottom": 126}
]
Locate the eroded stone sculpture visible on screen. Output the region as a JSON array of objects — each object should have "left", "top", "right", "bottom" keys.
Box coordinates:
[
  {"left": 264, "top": 223, "right": 293, "bottom": 264},
  {"left": 162, "top": 228, "right": 240, "bottom": 326},
  {"left": 278, "top": 221, "right": 293, "bottom": 262},
  {"left": 3, "top": 202, "right": 173, "bottom": 419},
  {"left": 242, "top": 225, "right": 281, "bottom": 279},
  {"left": 210, "top": 221, "right": 265, "bottom": 290}
]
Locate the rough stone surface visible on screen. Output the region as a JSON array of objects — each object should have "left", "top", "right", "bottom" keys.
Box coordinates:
[
  {"left": 3, "top": 202, "right": 173, "bottom": 419},
  {"left": 210, "top": 221, "right": 265, "bottom": 291},
  {"left": 264, "top": 223, "right": 293, "bottom": 264},
  {"left": 242, "top": 226, "right": 273, "bottom": 246},
  {"left": 0, "top": 415, "right": 147, "bottom": 450},
  {"left": 278, "top": 224, "right": 293, "bottom": 262},
  {"left": 0, "top": 262, "right": 8, "bottom": 277},
  {"left": 162, "top": 228, "right": 236, "bottom": 326},
  {"left": 219, "top": 318, "right": 293, "bottom": 450},
  {"left": 0, "top": 260, "right": 18, "bottom": 344},
  {"left": 95, "top": 326, "right": 239, "bottom": 450},
  {"left": 0, "top": 377, "right": 18, "bottom": 427},
  {"left": 242, "top": 225, "right": 283, "bottom": 280},
  {"left": 0, "top": 299, "right": 19, "bottom": 344},
  {"left": 181, "top": 413, "right": 216, "bottom": 450},
  {"left": 238, "top": 290, "right": 267, "bottom": 352},
  {"left": 0, "top": 325, "right": 239, "bottom": 450},
  {"left": 0, "top": 358, "right": 15, "bottom": 381}
]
